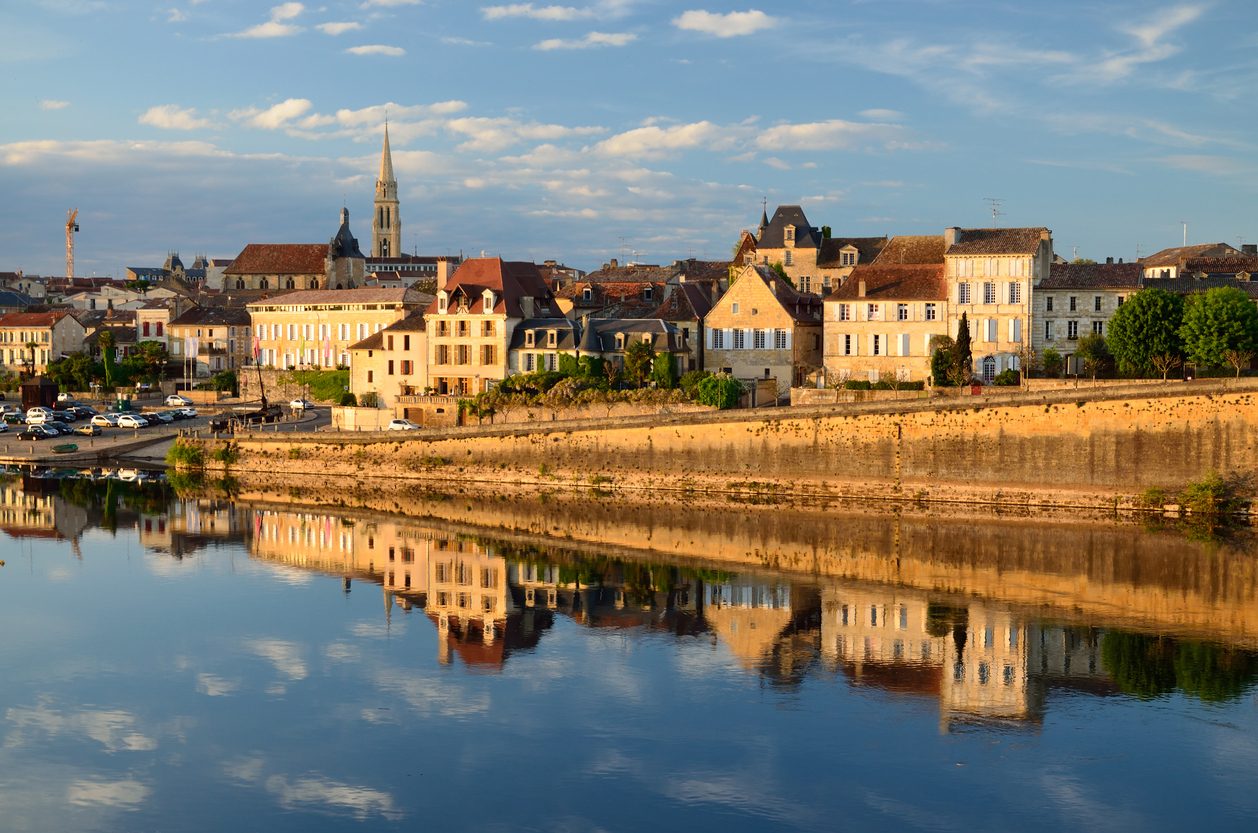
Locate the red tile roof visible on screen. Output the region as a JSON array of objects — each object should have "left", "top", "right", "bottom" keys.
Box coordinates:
[
  {"left": 946, "top": 228, "right": 1048, "bottom": 256},
  {"left": 0, "top": 311, "right": 74, "bottom": 328},
  {"left": 425, "top": 258, "right": 558, "bottom": 318},
  {"left": 871, "top": 235, "right": 946, "bottom": 265},
  {"left": 1140, "top": 243, "right": 1241, "bottom": 269},
  {"left": 825, "top": 264, "right": 947, "bottom": 301},
  {"left": 224, "top": 244, "right": 328, "bottom": 276},
  {"left": 246, "top": 287, "right": 422, "bottom": 307}
]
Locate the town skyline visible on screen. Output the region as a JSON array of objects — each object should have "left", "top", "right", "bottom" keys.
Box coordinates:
[{"left": 3, "top": 1, "right": 1256, "bottom": 277}]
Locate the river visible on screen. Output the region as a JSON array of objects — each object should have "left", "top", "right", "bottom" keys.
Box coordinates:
[{"left": 1, "top": 469, "right": 1256, "bottom": 831}]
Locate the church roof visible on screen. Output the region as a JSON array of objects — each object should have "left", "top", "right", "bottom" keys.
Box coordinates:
[
  {"left": 379, "top": 125, "right": 395, "bottom": 184},
  {"left": 329, "top": 208, "right": 366, "bottom": 259},
  {"left": 225, "top": 244, "right": 329, "bottom": 276}
]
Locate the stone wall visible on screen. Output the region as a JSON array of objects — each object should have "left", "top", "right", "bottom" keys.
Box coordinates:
[{"left": 197, "top": 377, "right": 1258, "bottom": 509}]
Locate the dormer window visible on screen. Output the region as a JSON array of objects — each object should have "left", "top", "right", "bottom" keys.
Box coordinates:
[
  {"left": 785, "top": 225, "right": 795, "bottom": 243},
  {"left": 438, "top": 292, "right": 448, "bottom": 313},
  {"left": 615, "top": 334, "right": 625, "bottom": 350},
  {"left": 643, "top": 286, "right": 653, "bottom": 302},
  {"left": 547, "top": 330, "right": 557, "bottom": 347},
  {"left": 525, "top": 330, "right": 535, "bottom": 347},
  {"left": 482, "top": 289, "right": 495, "bottom": 310},
  {"left": 582, "top": 287, "right": 592, "bottom": 302}
]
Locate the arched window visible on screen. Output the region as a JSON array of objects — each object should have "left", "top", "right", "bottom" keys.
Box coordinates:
[
  {"left": 982, "top": 356, "right": 996, "bottom": 382},
  {"left": 260, "top": 278, "right": 269, "bottom": 290},
  {"left": 385, "top": 207, "right": 390, "bottom": 229},
  {"left": 310, "top": 279, "right": 318, "bottom": 289},
  {"left": 285, "top": 277, "right": 295, "bottom": 290},
  {"left": 236, "top": 278, "right": 245, "bottom": 289}
]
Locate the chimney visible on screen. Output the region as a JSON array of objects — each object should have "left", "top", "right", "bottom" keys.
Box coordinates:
[
  {"left": 1244, "top": 244, "right": 1257, "bottom": 256},
  {"left": 436, "top": 258, "right": 455, "bottom": 291},
  {"left": 858, "top": 279, "right": 866, "bottom": 298},
  {"left": 769, "top": 279, "right": 776, "bottom": 296},
  {"left": 1106, "top": 257, "right": 1114, "bottom": 264},
  {"left": 944, "top": 227, "right": 961, "bottom": 248},
  {"left": 1119, "top": 258, "right": 1124, "bottom": 264},
  {"left": 610, "top": 258, "right": 618, "bottom": 268}
]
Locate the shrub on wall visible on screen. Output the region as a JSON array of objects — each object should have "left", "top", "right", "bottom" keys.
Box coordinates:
[{"left": 696, "top": 374, "right": 746, "bottom": 409}]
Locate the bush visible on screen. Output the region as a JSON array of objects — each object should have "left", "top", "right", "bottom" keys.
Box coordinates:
[
  {"left": 1180, "top": 470, "right": 1238, "bottom": 515},
  {"left": 211, "top": 443, "right": 240, "bottom": 465},
  {"left": 696, "top": 374, "right": 745, "bottom": 409},
  {"left": 278, "top": 369, "right": 349, "bottom": 403},
  {"left": 872, "top": 380, "right": 893, "bottom": 390},
  {"left": 992, "top": 369, "right": 1020, "bottom": 386},
  {"left": 680, "top": 370, "right": 710, "bottom": 399},
  {"left": 165, "top": 439, "right": 205, "bottom": 469},
  {"left": 359, "top": 392, "right": 379, "bottom": 408},
  {"left": 339, "top": 392, "right": 358, "bottom": 406},
  {"left": 843, "top": 380, "right": 872, "bottom": 390}
]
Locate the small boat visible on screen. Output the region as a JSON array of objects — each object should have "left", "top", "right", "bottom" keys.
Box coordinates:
[{"left": 51, "top": 443, "right": 79, "bottom": 454}]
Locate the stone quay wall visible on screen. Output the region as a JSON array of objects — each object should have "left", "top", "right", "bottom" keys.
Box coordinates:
[{"left": 191, "top": 377, "right": 1258, "bottom": 509}]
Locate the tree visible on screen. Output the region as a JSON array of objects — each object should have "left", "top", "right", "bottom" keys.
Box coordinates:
[
  {"left": 768, "top": 261, "right": 795, "bottom": 288},
  {"left": 602, "top": 359, "right": 620, "bottom": 390},
  {"left": 651, "top": 352, "right": 678, "bottom": 389},
  {"left": 1151, "top": 353, "right": 1183, "bottom": 381},
  {"left": 97, "top": 330, "right": 116, "bottom": 386},
  {"left": 679, "top": 369, "right": 710, "bottom": 399},
  {"left": 927, "top": 334, "right": 955, "bottom": 387},
  {"left": 1042, "top": 346, "right": 1064, "bottom": 378},
  {"left": 1075, "top": 332, "right": 1110, "bottom": 381},
  {"left": 696, "top": 374, "right": 745, "bottom": 409},
  {"left": 1224, "top": 348, "right": 1255, "bottom": 377},
  {"left": 1180, "top": 287, "right": 1258, "bottom": 369},
  {"left": 558, "top": 353, "right": 581, "bottom": 377},
  {"left": 954, "top": 313, "right": 972, "bottom": 378},
  {"left": 1072, "top": 258, "right": 1097, "bottom": 264},
  {"left": 624, "top": 340, "right": 656, "bottom": 388},
  {"left": 1106, "top": 288, "right": 1184, "bottom": 376},
  {"left": 1016, "top": 345, "right": 1038, "bottom": 391}
]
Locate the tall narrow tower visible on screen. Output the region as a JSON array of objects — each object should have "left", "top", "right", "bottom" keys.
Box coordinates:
[{"left": 372, "top": 125, "right": 401, "bottom": 258}]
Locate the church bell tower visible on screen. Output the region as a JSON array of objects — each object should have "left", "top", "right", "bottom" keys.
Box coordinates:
[{"left": 372, "top": 124, "right": 401, "bottom": 258}]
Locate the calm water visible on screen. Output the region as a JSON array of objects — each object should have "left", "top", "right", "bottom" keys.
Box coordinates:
[{"left": 2, "top": 472, "right": 1257, "bottom": 832}]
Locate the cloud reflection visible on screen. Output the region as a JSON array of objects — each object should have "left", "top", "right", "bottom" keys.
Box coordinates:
[
  {"left": 66, "top": 777, "right": 150, "bottom": 808},
  {"left": 6, "top": 702, "right": 157, "bottom": 753},
  {"left": 246, "top": 638, "right": 308, "bottom": 681}
]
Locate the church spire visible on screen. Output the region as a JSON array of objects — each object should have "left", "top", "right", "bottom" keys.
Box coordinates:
[
  {"left": 373, "top": 121, "right": 401, "bottom": 258},
  {"left": 378, "top": 122, "right": 395, "bottom": 187}
]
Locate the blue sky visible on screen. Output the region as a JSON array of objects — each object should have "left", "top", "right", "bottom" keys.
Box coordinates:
[{"left": 1, "top": 0, "right": 1256, "bottom": 277}]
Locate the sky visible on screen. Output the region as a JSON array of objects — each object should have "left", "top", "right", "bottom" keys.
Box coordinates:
[{"left": 1, "top": 0, "right": 1256, "bottom": 278}]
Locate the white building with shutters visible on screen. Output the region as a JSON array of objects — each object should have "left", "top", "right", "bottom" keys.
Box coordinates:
[{"left": 942, "top": 227, "right": 1052, "bottom": 383}]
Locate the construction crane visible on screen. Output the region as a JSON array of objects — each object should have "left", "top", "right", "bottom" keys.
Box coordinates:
[{"left": 65, "top": 209, "right": 79, "bottom": 279}]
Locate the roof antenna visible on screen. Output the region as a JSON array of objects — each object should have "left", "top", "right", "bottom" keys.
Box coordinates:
[
  {"left": 1181, "top": 221, "right": 1189, "bottom": 247},
  {"left": 983, "top": 198, "right": 1004, "bottom": 228}
]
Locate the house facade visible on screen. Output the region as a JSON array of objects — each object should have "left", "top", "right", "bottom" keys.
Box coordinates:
[
  {"left": 507, "top": 318, "right": 579, "bottom": 374},
  {"left": 1033, "top": 261, "right": 1142, "bottom": 356},
  {"left": 943, "top": 227, "right": 1052, "bottom": 382},
  {"left": 424, "top": 259, "right": 561, "bottom": 396},
  {"left": 814, "top": 237, "right": 889, "bottom": 295},
  {"left": 168, "top": 307, "right": 253, "bottom": 376},
  {"left": 703, "top": 264, "right": 823, "bottom": 396},
  {"left": 248, "top": 287, "right": 428, "bottom": 370},
  {"left": 822, "top": 264, "right": 949, "bottom": 384},
  {"left": 748, "top": 206, "right": 824, "bottom": 295},
  {"left": 348, "top": 313, "right": 428, "bottom": 409},
  {"left": 0, "top": 311, "right": 87, "bottom": 374}
]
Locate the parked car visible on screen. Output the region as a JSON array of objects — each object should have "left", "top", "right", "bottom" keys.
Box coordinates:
[
  {"left": 46, "top": 420, "right": 72, "bottom": 435},
  {"left": 26, "top": 407, "right": 54, "bottom": 421},
  {"left": 290, "top": 398, "right": 316, "bottom": 411},
  {"left": 53, "top": 410, "right": 77, "bottom": 422},
  {"left": 149, "top": 411, "right": 174, "bottom": 424},
  {"left": 118, "top": 414, "right": 149, "bottom": 429},
  {"left": 2, "top": 413, "right": 24, "bottom": 425},
  {"left": 0, "top": 423, "right": 7, "bottom": 433},
  {"left": 56, "top": 393, "right": 77, "bottom": 404},
  {"left": 91, "top": 414, "right": 119, "bottom": 427},
  {"left": 75, "top": 424, "right": 102, "bottom": 437},
  {"left": 70, "top": 406, "right": 99, "bottom": 418},
  {"left": 18, "top": 426, "right": 57, "bottom": 441},
  {"left": 166, "top": 394, "right": 193, "bottom": 407},
  {"left": 178, "top": 407, "right": 198, "bottom": 419},
  {"left": 387, "top": 419, "right": 421, "bottom": 431}
]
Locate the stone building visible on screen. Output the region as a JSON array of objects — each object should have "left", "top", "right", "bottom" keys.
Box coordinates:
[
  {"left": 571, "top": 318, "right": 689, "bottom": 377},
  {"left": 424, "top": 258, "right": 561, "bottom": 396},
  {"left": 372, "top": 125, "right": 402, "bottom": 259},
  {"left": 703, "top": 264, "right": 823, "bottom": 395},
  {"left": 248, "top": 287, "right": 428, "bottom": 370},
  {"left": 814, "top": 237, "right": 889, "bottom": 295},
  {"left": 347, "top": 312, "right": 429, "bottom": 409},
  {"left": 1033, "top": 261, "right": 1142, "bottom": 356},
  {"left": 507, "top": 318, "right": 580, "bottom": 373},
  {"left": 747, "top": 205, "right": 825, "bottom": 295},
  {"left": 168, "top": 307, "right": 253, "bottom": 376},
  {"left": 823, "top": 264, "right": 948, "bottom": 384},
  {"left": 944, "top": 227, "right": 1052, "bottom": 382},
  {"left": 1139, "top": 242, "right": 1244, "bottom": 279},
  {"left": 224, "top": 208, "right": 366, "bottom": 291},
  {"left": 0, "top": 311, "right": 86, "bottom": 374}
]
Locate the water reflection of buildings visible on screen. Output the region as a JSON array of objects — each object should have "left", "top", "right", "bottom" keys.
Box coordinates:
[
  {"left": 240, "top": 508, "right": 1123, "bottom": 723},
  {"left": 139, "top": 501, "right": 249, "bottom": 559},
  {"left": 820, "top": 588, "right": 1109, "bottom": 729},
  {"left": 0, "top": 478, "right": 89, "bottom": 543}
]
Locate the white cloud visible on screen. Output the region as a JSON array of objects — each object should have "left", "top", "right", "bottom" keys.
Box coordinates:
[
  {"left": 139, "top": 104, "right": 216, "bottom": 130},
  {"left": 197, "top": 673, "right": 240, "bottom": 696},
  {"left": 444, "top": 116, "right": 605, "bottom": 152},
  {"left": 859, "top": 108, "right": 903, "bottom": 121},
  {"left": 266, "top": 775, "right": 402, "bottom": 821},
  {"left": 360, "top": 0, "right": 421, "bottom": 7},
  {"left": 442, "top": 36, "right": 493, "bottom": 46},
  {"left": 6, "top": 703, "right": 158, "bottom": 753},
  {"left": 535, "top": 31, "right": 635, "bottom": 50},
  {"left": 755, "top": 119, "right": 911, "bottom": 151},
  {"left": 482, "top": 4, "right": 594, "bottom": 20},
  {"left": 317, "top": 21, "right": 362, "bottom": 34},
  {"left": 345, "top": 44, "right": 406, "bottom": 55},
  {"left": 763, "top": 157, "right": 790, "bottom": 170},
  {"left": 672, "top": 9, "right": 776, "bottom": 38},
  {"left": 39, "top": 100, "right": 70, "bottom": 110},
  {"left": 593, "top": 120, "right": 733, "bottom": 159},
  {"left": 1091, "top": 4, "right": 1204, "bottom": 81},
  {"left": 232, "top": 2, "right": 305, "bottom": 38},
  {"left": 167, "top": 8, "right": 187, "bottom": 22},
  {"left": 229, "top": 98, "right": 314, "bottom": 129}
]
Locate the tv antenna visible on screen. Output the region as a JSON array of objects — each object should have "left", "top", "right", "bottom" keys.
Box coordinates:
[
  {"left": 983, "top": 198, "right": 1004, "bottom": 228},
  {"left": 618, "top": 236, "right": 628, "bottom": 264},
  {"left": 1136, "top": 243, "right": 1145, "bottom": 261},
  {"left": 1181, "top": 221, "right": 1189, "bottom": 247}
]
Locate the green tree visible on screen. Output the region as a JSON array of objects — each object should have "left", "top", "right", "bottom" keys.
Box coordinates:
[
  {"left": 696, "top": 374, "right": 745, "bottom": 409},
  {"left": 768, "top": 261, "right": 795, "bottom": 288},
  {"left": 1106, "top": 288, "right": 1184, "bottom": 375},
  {"left": 954, "top": 313, "right": 972, "bottom": 379},
  {"left": 1074, "top": 332, "right": 1111, "bottom": 380},
  {"left": 1042, "top": 346, "right": 1064, "bottom": 378},
  {"left": 624, "top": 340, "right": 656, "bottom": 388},
  {"left": 558, "top": 353, "right": 581, "bottom": 377},
  {"left": 1179, "top": 286, "right": 1258, "bottom": 368},
  {"left": 651, "top": 352, "right": 678, "bottom": 389},
  {"left": 679, "top": 369, "right": 710, "bottom": 399},
  {"left": 929, "top": 334, "right": 956, "bottom": 387},
  {"left": 97, "top": 330, "right": 116, "bottom": 386},
  {"left": 1072, "top": 258, "right": 1097, "bottom": 264}
]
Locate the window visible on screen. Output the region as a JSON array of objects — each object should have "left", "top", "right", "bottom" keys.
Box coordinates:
[
  {"left": 799, "top": 276, "right": 811, "bottom": 294},
  {"left": 959, "top": 283, "right": 971, "bottom": 305},
  {"left": 547, "top": 330, "right": 557, "bottom": 347},
  {"left": 142, "top": 322, "right": 150, "bottom": 336},
  {"left": 524, "top": 353, "right": 535, "bottom": 371},
  {"left": 867, "top": 304, "right": 879, "bottom": 321},
  {"left": 838, "top": 303, "right": 851, "bottom": 321},
  {"left": 753, "top": 329, "right": 765, "bottom": 349},
  {"left": 1045, "top": 321, "right": 1054, "bottom": 341},
  {"left": 643, "top": 286, "right": 653, "bottom": 301},
  {"left": 403, "top": 335, "right": 410, "bottom": 351},
  {"left": 438, "top": 295, "right": 448, "bottom": 312},
  {"left": 436, "top": 345, "right": 450, "bottom": 364},
  {"left": 985, "top": 319, "right": 997, "bottom": 342},
  {"left": 784, "top": 250, "right": 793, "bottom": 266},
  {"left": 1069, "top": 296, "right": 1077, "bottom": 312},
  {"left": 367, "top": 370, "right": 374, "bottom": 382},
  {"left": 897, "top": 303, "right": 909, "bottom": 321},
  {"left": 774, "top": 329, "right": 787, "bottom": 349},
  {"left": 388, "top": 360, "right": 394, "bottom": 375},
  {"left": 156, "top": 323, "right": 163, "bottom": 337},
  {"left": 982, "top": 355, "right": 996, "bottom": 382},
  {"left": 387, "top": 335, "right": 394, "bottom": 351},
  {"left": 456, "top": 345, "right": 470, "bottom": 365},
  {"left": 712, "top": 329, "right": 725, "bottom": 349},
  {"left": 1067, "top": 320, "right": 1079, "bottom": 339},
  {"left": 1092, "top": 321, "right": 1104, "bottom": 335},
  {"left": 582, "top": 287, "right": 592, "bottom": 301},
  {"left": 731, "top": 302, "right": 740, "bottom": 315},
  {"left": 525, "top": 331, "right": 535, "bottom": 348},
  {"left": 482, "top": 321, "right": 495, "bottom": 337},
  {"left": 1094, "top": 296, "right": 1103, "bottom": 312},
  {"left": 1046, "top": 296, "right": 1054, "bottom": 312},
  {"left": 873, "top": 334, "right": 881, "bottom": 356},
  {"left": 1009, "top": 282, "right": 1021, "bottom": 304},
  {"left": 841, "top": 251, "right": 855, "bottom": 267},
  {"left": 457, "top": 320, "right": 469, "bottom": 337},
  {"left": 983, "top": 282, "right": 995, "bottom": 305},
  {"left": 401, "top": 360, "right": 413, "bottom": 374},
  {"left": 925, "top": 303, "right": 936, "bottom": 321},
  {"left": 546, "top": 353, "right": 557, "bottom": 371},
  {"left": 733, "top": 329, "right": 745, "bottom": 349},
  {"left": 482, "top": 344, "right": 497, "bottom": 365},
  {"left": 785, "top": 226, "right": 794, "bottom": 241},
  {"left": 843, "top": 334, "right": 852, "bottom": 356}
]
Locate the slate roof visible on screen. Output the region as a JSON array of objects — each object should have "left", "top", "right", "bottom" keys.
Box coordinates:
[
  {"left": 817, "top": 237, "right": 889, "bottom": 268},
  {"left": 1143, "top": 276, "right": 1258, "bottom": 298},
  {"left": 651, "top": 282, "right": 712, "bottom": 322},
  {"left": 225, "top": 244, "right": 329, "bottom": 276},
  {"left": 1141, "top": 243, "right": 1242, "bottom": 269},
  {"left": 246, "top": 287, "right": 422, "bottom": 308},
  {"left": 71, "top": 309, "right": 136, "bottom": 330},
  {"left": 328, "top": 209, "right": 366, "bottom": 260},
  {"left": 86, "top": 327, "right": 137, "bottom": 346},
  {"left": 756, "top": 206, "right": 822, "bottom": 249},
  {"left": 508, "top": 318, "right": 580, "bottom": 351},
  {"left": 578, "top": 318, "right": 687, "bottom": 353},
  {"left": 871, "top": 235, "right": 946, "bottom": 265},
  {"left": 426, "top": 258, "right": 559, "bottom": 319},
  {"left": 1040, "top": 262, "right": 1143, "bottom": 290},
  {"left": 0, "top": 291, "right": 34, "bottom": 308},
  {"left": 385, "top": 310, "right": 428, "bottom": 333},
  {"left": 945, "top": 228, "right": 1048, "bottom": 256},
  {"left": 825, "top": 264, "right": 947, "bottom": 302},
  {"left": 170, "top": 306, "right": 251, "bottom": 328},
  {"left": 348, "top": 331, "right": 385, "bottom": 351}
]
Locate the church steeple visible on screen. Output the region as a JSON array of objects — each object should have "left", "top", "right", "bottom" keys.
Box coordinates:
[{"left": 373, "top": 123, "right": 401, "bottom": 258}]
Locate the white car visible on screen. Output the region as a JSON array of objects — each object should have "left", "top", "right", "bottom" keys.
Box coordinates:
[
  {"left": 57, "top": 393, "right": 76, "bottom": 403},
  {"left": 178, "top": 407, "right": 198, "bottom": 419},
  {"left": 166, "top": 394, "right": 193, "bottom": 407},
  {"left": 27, "top": 407, "right": 54, "bottom": 420},
  {"left": 91, "top": 414, "right": 120, "bottom": 427},
  {"left": 290, "top": 399, "right": 316, "bottom": 411},
  {"left": 387, "top": 419, "right": 421, "bottom": 431},
  {"left": 117, "top": 414, "right": 149, "bottom": 429}
]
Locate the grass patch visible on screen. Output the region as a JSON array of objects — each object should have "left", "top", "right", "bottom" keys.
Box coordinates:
[
  {"left": 165, "top": 439, "right": 205, "bottom": 469},
  {"left": 278, "top": 369, "right": 349, "bottom": 403}
]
